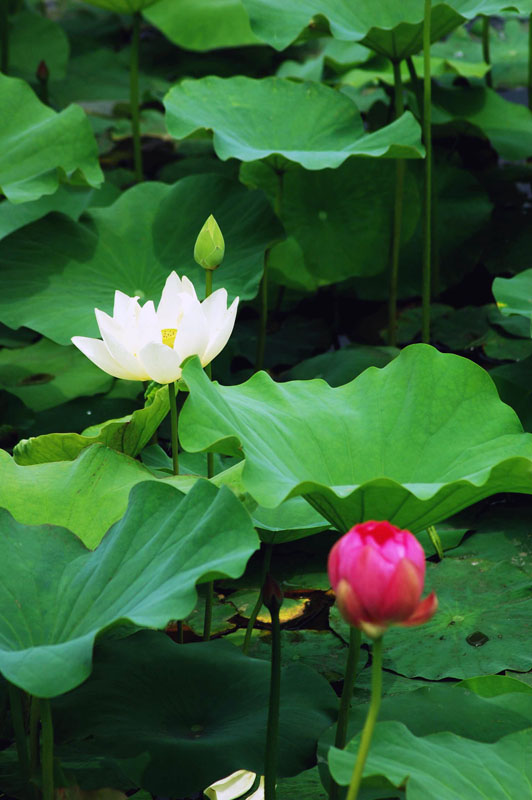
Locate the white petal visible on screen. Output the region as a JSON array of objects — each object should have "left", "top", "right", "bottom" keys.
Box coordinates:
[
  {"left": 202, "top": 297, "right": 238, "bottom": 365},
  {"left": 95, "top": 309, "right": 148, "bottom": 377},
  {"left": 138, "top": 342, "right": 183, "bottom": 383},
  {"left": 136, "top": 300, "right": 161, "bottom": 349},
  {"left": 157, "top": 271, "right": 184, "bottom": 328},
  {"left": 201, "top": 288, "right": 228, "bottom": 329},
  {"left": 180, "top": 274, "right": 198, "bottom": 299},
  {"left": 113, "top": 290, "right": 140, "bottom": 327},
  {"left": 204, "top": 771, "right": 257, "bottom": 800},
  {"left": 71, "top": 337, "right": 145, "bottom": 381},
  {"left": 173, "top": 295, "right": 210, "bottom": 362}
]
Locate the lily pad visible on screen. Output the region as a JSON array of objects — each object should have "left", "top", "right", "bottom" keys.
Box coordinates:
[
  {"left": 0, "top": 74, "right": 103, "bottom": 204},
  {"left": 2, "top": 11, "right": 69, "bottom": 83},
  {"left": 0, "top": 444, "right": 198, "bottom": 548},
  {"left": 52, "top": 631, "right": 337, "bottom": 795},
  {"left": 80, "top": 0, "right": 160, "bottom": 12},
  {"left": 0, "top": 176, "right": 282, "bottom": 344},
  {"left": 329, "top": 721, "right": 532, "bottom": 800},
  {"left": 0, "top": 480, "right": 258, "bottom": 697},
  {"left": 285, "top": 345, "right": 399, "bottom": 385},
  {"left": 13, "top": 385, "right": 169, "bottom": 464},
  {"left": 241, "top": 0, "right": 522, "bottom": 57},
  {"left": 179, "top": 345, "right": 532, "bottom": 533},
  {"left": 0, "top": 338, "right": 112, "bottom": 412},
  {"left": 165, "top": 77, "right": 424, "bottom": 169},
  {"left": 492, "top": 269, "right": 532, "bottom": 330},
  {"left": 380, "top": 529, "right": 532, "bottom": 679},
  {"left": 433, "top": 84, "right": 532, "bottom": 161},
  {"left": 144, "top": 0, "right": 260, "bottom": 50}
]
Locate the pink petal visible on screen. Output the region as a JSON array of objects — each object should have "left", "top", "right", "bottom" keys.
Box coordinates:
[
  {"left": 377, "top": 558, "right": 423, "bottom": 622},
  {"left": 400, "top": 592, "right": 438, "bottom": 628}
]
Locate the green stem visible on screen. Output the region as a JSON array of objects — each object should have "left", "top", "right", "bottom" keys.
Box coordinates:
[
  {"left": 406, "top": 56, "right": 423, "bottom": 114},
  {"left": 264, "top": 593, "right": 281, "bottom": 800},
  {"left": 528, "top": 13, "right": 532, "bottom": 111},
  {"left": 427, "top": 524, "right": 444, "bottom": 560},
  {"left": 8, "top": 683, "right": 30, "bottom": 783},
  {"left": 482, "top": 16, "right": 493, "bottom": 88},
  {"left": 388, "top": 60, "right": 406, "bottom": 347},
  {"left": 168, "top": 381, "right": 179, "bottom": 476},
  {"left": 345, "top": 637, "right": 383, "bottom": 800},
  {"left": 255, "top": 250, "right": 269, "bottom": 373},
  {"left": 40, "top": 699, "right": 54, "bottom": 800},
  {"left": 243, "top": 543, "right": 273, "bottom": 655},
  {"left": 0, "top": 0, "right": 8, "bottom": 75},
  {"left": 203, "top": 269, "right": 215, "bottom": 641},
  {"left": 421, "top": 0, "right": 432, "bottom": 344},
  {"left": 29, "top": 697, "right": 40, "bottom": 797},
  {"left": 329, "top": 627, "right": 362, "bottom": 800},
  {"left": 130, "top": 12, "right": 143, "bottom": 182}
]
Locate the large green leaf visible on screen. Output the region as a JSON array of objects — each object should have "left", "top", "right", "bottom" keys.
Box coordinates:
[
  {"left": 0, "top": 177, "right": 281, "bottom": 344},
  {"left": 0, "top": 444, "right": 198, "bottom": 548},
  {"left": 329, "top": 721, "right": 532, "bottom": 799},
  {"left": 433, "top": 85, "right": 532, "bottom": 161},
  {"left": 0, "top": 480, "right": 258, "bottom": 697},
  {"left": 0, "top": 339, "right": 112, "bottom": 412},
  {"left": 13, "top": 386, "right": 169, "bottom": 463},
  {"left": 0, "top": 74, "right": 103, "bottom": 204},
  {"left": 79, "top": 0, "right": 160, "bottom": 12},
  {"left": 2, "top": 11, "right": 69, "bottom": 82},
  {"left": 179, "top": 345, "right": 532, "bottom": 532},
  {"left": 144, "top": 0, "right": 260, "bottom": 50},
  {"left": 241, "top": 0, "right": 522, "bottom": 57},
  {"left": 53, "top": 631, "right": 337, "bottom": 795},
  {"left": 165, "top": 77, "right": 424, "bottom": 169},
  {"left": 492, "top": 270, "right": 532, "bottom": 330},
  {"left": 279, "top": 160, "right": 421, "bottom": 283}
]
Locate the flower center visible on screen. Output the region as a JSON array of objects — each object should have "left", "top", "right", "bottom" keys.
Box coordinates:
[{"left": 161, "top": 328, "right": 177, "bottom": 348}]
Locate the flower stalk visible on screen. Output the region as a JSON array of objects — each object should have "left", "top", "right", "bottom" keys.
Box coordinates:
[
  {"left": 130, "top": 12, "right": 143, "bottom": 182},
  {"left": 422, "top": 0, "right": 432, "bottom": 344},
  {"left": 243, "top": 542, "right": 274, "bottom": 656},
  {"left": 8, "top": 683, "right": 30, "bottom": 785},
  {"left": 168, "top": 381, "right": 179, "bottom": 475},
  {"left": 40, "top": 699, "right": 54, "bottom": 800},
  {"left": 388, "top": 59, "right": 406, "bottom": 347},
  {"left": 263, "top": 575, "right": 283, "bottom": 800},
  {"left": 482, "top": 16, "right": 493, "bottom": 88},
  {"left": 203, "top": 268, "right": 214, "bottom": 641},
  {"left": 329, "top": 626, "right": 362, "bottom": 800},
  {"left": 345, "top": 637, "right": 383, "bottom": 800},
  {"left": 528, "top": 12, "right": 532, "bottom": 111}
]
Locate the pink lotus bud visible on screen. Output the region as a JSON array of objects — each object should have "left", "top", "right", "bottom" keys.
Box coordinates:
[{"left": 328, "top": 520, "right": 437, "bottom": 639}]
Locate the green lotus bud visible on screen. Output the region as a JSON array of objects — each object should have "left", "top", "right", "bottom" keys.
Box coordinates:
[{"left": 193, "top": 214, "right": 225, "bottom": 271}]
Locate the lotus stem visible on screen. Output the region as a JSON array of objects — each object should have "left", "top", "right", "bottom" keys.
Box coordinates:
[
  {"left": 388, "top": 60, "right": 406, "bottom": 347},
  {"left": 203, "top": 269, "right": 215, "bottom": 641},
  {"left": 40, "top": 699, "right": 54, "bottom": 800},
  {"left": 168, "top": 381, "right": 179, "bottom": 475},
  {"left": 421, "top": 0, "right": 432, "bottom": 344},
  {"left": 130, "top": 12, "right": 143, "bottom": 182},
  {"left": 528, "top": 13, "right": 532, "bottom": 111},
  {"left": 243, "top": 542, "right": 274, "bottom": 655},
  {"left": 255, "top": 250, "right": 269, "bottom": 373},
  {"left": 482, "top": 16, "right": 493, "bottom": 88},
  {"left": 264, "top": 587, "right": 281, "bottom": 800},
  {"left": 8, "top": 683, "right": 30, "bottom": 785},
  {"left": 427, "top": 524, "right": 443, "bottom": 560},
  {"left": 329, "top": 626, "right": 362, "bottom": 800},
  {"left": 345, "top": 637, "right": 383, "bottom": 800},
  {"left": 0, "top": 0, "right": 9, "bottom": 75},
  {"left": 29, "top": 696, "right": 40, "bottom": 787}
]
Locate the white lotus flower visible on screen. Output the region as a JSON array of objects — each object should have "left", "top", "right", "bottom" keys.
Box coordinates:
[
  {"left": 72, "top": 272, "right": 238, "bottom": 384},
  {"left": 204, "top": 770, "right": 264, "bottom": 800}
]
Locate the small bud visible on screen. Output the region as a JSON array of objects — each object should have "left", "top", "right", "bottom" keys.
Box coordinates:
[
  {"left": 36, "top": 60, "right": 49, "bottom": 82},
  {"left": 262, "top": 573, "right": 283, "bottom": 615},
  {"left": 194, "top": 214, "right": 225, "bottom": 271}
]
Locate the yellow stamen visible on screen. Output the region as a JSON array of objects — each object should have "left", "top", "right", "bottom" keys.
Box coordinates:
[{"left": 161, "top": 328, "right": 177, "bottom": 348}]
